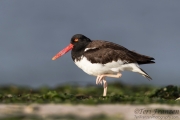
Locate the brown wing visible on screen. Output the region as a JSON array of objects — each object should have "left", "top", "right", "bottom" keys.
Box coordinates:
[{"left": 84, "top": 40, "right": 155, "bottom": 64}]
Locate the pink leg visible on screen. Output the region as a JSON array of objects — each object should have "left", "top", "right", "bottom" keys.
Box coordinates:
[
  {"left": 102, "top": 73, "right": 122, "bottom": 78},
  {"left": 103, "top": 79, "right": 107, "bottom": 96},
  {"left": 95, "top": 73, "right": 122, "bottom": 96}
]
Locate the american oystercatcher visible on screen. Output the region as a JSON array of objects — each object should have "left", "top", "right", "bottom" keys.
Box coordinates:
[{"left": 52, "top": 34, "right": 155, "bottom": 96}]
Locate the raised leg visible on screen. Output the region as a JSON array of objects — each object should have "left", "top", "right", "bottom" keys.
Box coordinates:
[
  {"left": 96, "top": 73, "right": 122, "bottom": 85},
  {"left": 103, "top": 73, "right": 122, "bottom": 78}
]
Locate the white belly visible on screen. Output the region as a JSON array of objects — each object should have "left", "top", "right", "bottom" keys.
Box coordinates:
[{"left": 74, "top": 56, "right": 137, "bottom": 76}]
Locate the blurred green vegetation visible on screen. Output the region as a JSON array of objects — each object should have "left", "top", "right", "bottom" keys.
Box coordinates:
[{"left": 0, "top": 82, "right": 180, "bottom": 104}]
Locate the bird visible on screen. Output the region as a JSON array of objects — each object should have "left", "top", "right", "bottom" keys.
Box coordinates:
[{"left": 52, "top": 34, "right": 155, "bottom": 96}]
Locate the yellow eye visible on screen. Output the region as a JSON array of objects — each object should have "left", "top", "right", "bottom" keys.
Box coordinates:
[{"left": 74, "top": 39, "right": 78, "bottom": 42}]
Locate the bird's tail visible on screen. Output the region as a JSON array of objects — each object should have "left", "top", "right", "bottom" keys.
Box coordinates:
[
  {"left": 139, "top": 68, "right": 152, "bottom": 80},
  {"left": 125, "top": 63, "right": 152, "bottom": 80}
]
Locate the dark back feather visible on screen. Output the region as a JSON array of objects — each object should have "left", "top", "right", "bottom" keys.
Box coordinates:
[{"left": 83, "top": 40, "right": 155, "bottom": 64}]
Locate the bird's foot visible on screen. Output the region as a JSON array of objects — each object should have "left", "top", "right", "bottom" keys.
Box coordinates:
[{"left": 96, "top": 75, "right": 105, "bottom": 85}]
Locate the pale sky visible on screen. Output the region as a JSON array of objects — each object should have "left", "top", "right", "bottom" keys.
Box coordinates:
[{"left": 0, "top": 0, "right": 180, "bottom": 87}]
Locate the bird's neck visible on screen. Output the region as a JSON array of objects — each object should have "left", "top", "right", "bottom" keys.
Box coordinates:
[{"left": 71, "top": 41, "right": 91, "bottom": 61}]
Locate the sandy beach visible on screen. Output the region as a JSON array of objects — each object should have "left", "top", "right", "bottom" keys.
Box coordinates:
[{"left": 0, "top": 104, "right": 180, "bottom": 120}]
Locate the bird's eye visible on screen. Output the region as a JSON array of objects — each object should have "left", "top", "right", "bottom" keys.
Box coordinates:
[{"left": 74, "top": 39, "right": 78, "bottom": 42}]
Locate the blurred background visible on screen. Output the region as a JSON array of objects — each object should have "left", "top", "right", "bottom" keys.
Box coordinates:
[{"left": 0, "top": 0, "right": 179, "bottom": 88}]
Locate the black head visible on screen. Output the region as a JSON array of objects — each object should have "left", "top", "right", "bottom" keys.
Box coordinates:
[{"left": 70, "top": 34, "right": 92, "bottom": 51}]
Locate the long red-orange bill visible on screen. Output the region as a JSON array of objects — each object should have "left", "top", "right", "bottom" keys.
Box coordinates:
[{"left": 52, "top": 44, "right": 73, "bottom": 60}]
